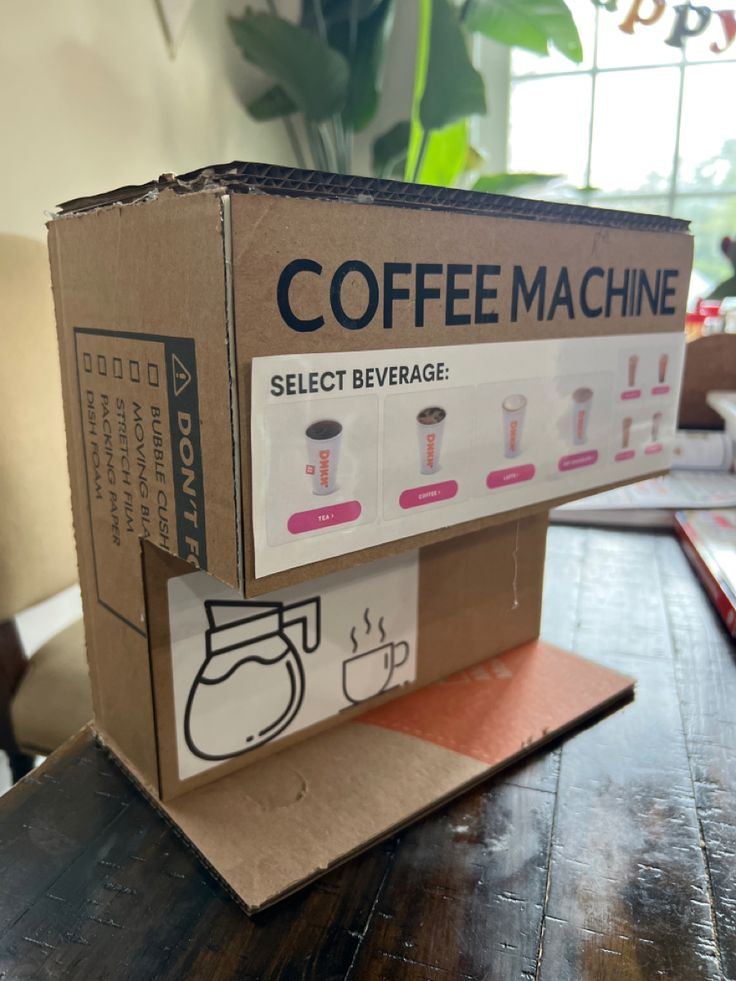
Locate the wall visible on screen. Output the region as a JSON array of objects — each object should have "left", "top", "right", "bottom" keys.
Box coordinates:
[{"left": 0, "top": 0, "right": 294, "bottom": 239}]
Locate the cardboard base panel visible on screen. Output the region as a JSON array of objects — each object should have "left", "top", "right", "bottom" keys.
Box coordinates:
[{"left": 102, "top": 638, "right": 633, "bottom": 913}]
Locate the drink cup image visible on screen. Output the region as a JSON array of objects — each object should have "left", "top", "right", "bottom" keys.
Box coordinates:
[
  {"left": 651, "top": 411, "right": 663, "bottom": 442},
  {"left": 502, "top": 394, "right": 527, "bottom": 458},
  {"left": 627, "top": 355, "right": 639, "bottom": 387},
  {"left": 416, "top": 406, "right": 446, "bottom": 475},
  {"left": 658, "top": 353, "right": 669, "bottom": 384},
  {"left": 342, "top": 640, "right": 410, "bottom": 704},
  {"left": 571, "top": 387, "right": 593, "bottom": 446},
  {"left": 622, "top": 416, "right": 633, "bottom": 449},
  {"left": 305, "top": 419, "right": 342, "bottom": 495}
]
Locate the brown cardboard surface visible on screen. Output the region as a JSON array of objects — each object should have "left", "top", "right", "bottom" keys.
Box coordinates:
[
  {"left": 144, "top": 514, "right": 547, "bottom": 800},
  {"left": 679, "top": 335, "right": 736, "bottom": 429},
  {"left": 47, "top": 162, "right": 690, "bottom": 798},
  {"left": 104, "top": 638, "right": 633, "bottom": 913},
  {"left": 48, "top": 189, "right": 239, "bottom": 784},
  {"left": 231, "top": 192, "right": 692, "bottom": 594}
]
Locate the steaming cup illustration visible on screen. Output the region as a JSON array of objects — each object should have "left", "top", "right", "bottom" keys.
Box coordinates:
[
  {"left": 417, "top": 406, "right": 446, "bottom": 475},
  {"left": 651, "top": 411, "right": 663, "bottom": 442},
  {"left": 184, "top": 596, "right": 320, "bottom": 761},
  {"left": 342, "top": 640, "right": 410, "bottom": 704},
  {"left": 658, "top": 353, "right": 669, "bottom": 384},
  {"left": 622, "top": 416, "right": 633, "bottom": 449},
  {"left": 502, "top": 394, "right": 527, "bottom": 459},
  {"left": 571, "top": 387, "right": 594, "bottom": 446},
  {"left": 627, "top": 355, "right": 639, "bottom": 388},
  {"left": 306, "top": 419, "right": 342, "bottom": 495}
]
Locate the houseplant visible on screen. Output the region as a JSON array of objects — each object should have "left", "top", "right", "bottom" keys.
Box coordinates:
[{"left": 228, "top": 0, "right": 583, "bottom": 189}]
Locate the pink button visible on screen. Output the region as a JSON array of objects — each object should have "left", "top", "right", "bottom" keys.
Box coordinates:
[
  {"left": 615, "top": 449, "right": 635, "bottom": 462},
  {"left": 621, "top": 389, "right": 641, "bottom": 401},
  {"left": 287, "top": 500, "right": 362, "bottom": 535},
  {"left": 486, "top": 463, "right": 536, "bottom": 489},
  {"left": 651, "top": 385, "right": 670, "bottom": 396},
  {"left": 399, "top": 480, "right": 458, "bottom": 510},
  {"left": 558, "top": 450, "right": 599, "bottom": 471},
  {"left": 645, "top": 443, "right": 663, "bottom": 455}
]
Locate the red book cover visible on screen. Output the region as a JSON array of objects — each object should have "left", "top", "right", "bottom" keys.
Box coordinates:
[{"left": 675, "top": 509, "right": 736, "bottom": 638}]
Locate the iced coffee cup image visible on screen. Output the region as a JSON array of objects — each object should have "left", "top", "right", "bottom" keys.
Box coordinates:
[
  {"left": 502, "top": 394, "right": 527, "bottom": 459},
  {"left": 571, "top": 387, "right": 593, "bottom": 446},
  {"left": 621, "top": 416, "right": 633, "bottom": 449},
  {"left": 658, "top": 353, "right": 669, "bottom": 384},
  {"left": 305, "top": 419, "right": 342, "bottom": 495},
  {"left": 416, "top": 406, "right": 446, "bottom": 475},
  {"left": 627, "top": 354, "right": 639, "bottom": 388},
  {"left": 651, "top": 411, "right": 663, "bottom": 442}
]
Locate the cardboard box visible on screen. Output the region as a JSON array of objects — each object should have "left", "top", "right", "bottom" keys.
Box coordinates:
[{"left": 47, "top": 164, "right": 690, "bottom": 904}]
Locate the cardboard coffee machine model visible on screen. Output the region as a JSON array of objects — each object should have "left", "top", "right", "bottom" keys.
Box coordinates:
[{"left": 48, "top": 162, "right": 693, "bottom": 912}]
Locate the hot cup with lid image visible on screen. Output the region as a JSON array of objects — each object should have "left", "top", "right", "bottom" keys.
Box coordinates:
[
  {"left": 621, "top": 416, "right": 633, "bottom": 449},
  {"left": 571, "top": 387, "right": 594, "bottom": 446},
  {"left": 305, "top": 419, "right": 342, "bottom": 495},
  {"left": 627, "top": 354, "right": 639, "bottom": 388},
  {"left": 502, "top": 394, "right": 527, "bottom": 458},
  {"left": 416, "top": 406, "right": 446, "bottom": 475}
]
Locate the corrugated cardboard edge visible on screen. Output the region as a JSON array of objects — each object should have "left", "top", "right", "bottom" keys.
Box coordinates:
[
  {"left": 55, "top": 161, "right": 689, "bottom": 236},
  {"left": 92, "top": 645, "right": 634, "bottom": 915}
]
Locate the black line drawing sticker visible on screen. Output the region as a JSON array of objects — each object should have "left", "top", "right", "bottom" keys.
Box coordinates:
[
  {"left": 169, "top": 553, "right": 419, "bottom": 780},
  {"left": 342, "top": 608, "right": 410, "bottom": 705},
  {"left": 184, "top": 596, "right": 320, "bottom": 760}
]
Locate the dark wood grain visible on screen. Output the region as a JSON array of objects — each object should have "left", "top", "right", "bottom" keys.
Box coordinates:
[
  {"left": 0, "top": 526, "right": 734, "bottom": 981},
  {"left": 656, "top": 535, "right": 736, "bottom": 981}
]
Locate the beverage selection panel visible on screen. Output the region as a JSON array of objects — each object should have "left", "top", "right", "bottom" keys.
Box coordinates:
[{"left": 251, "top": 333, "right": 685, "bottom": 576}]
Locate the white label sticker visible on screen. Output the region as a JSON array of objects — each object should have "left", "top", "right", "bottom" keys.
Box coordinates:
[
  {"left": 168, "top": 552, "right": 419, "bottom": 780},
  {"left": 251, "top": 333, "right": 685, "bottom": 576}
]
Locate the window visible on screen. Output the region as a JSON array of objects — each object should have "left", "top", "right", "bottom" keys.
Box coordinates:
[{"left": 478, "top": 0, "right": 736, "bottom": 299}]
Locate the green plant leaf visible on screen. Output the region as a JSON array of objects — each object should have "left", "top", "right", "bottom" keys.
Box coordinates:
[
  {"left": 417, "top": 120, "right": 469, "bottom": 186},
  {"left": 420, "top": 0, "right": 486, "bottom": 131},
  {"left": 467, "top": 0, "right": 583, "bottom": 63},
  {"left": 247, "top": 84, "right": 296, "bottom": 121},
  {"left": 372, "top": 120, "right": 410, "bottom": 177},
  {"left": 465, "top": 144, "right": 486, "bottom": 172},
  {"left": 404, "top": 0, "right": 432, "bottom": 182},
  {"left": 330, "top": 0, "right": 396, "bottom": 131},
  {"left": 473, "top": 172, "right": 560, "bottom": 193},
  {"left": 228, "top": 11, "right": 349, "bottom": 122}
]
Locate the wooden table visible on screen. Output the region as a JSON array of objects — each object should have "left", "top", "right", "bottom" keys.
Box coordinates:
[{"left": 1, "top": 526, "right": 734, "bottom": 980}]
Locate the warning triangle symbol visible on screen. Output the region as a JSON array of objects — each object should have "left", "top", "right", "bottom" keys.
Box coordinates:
[{"left": 171, "top": 353, "right": 192, "bottom": 397}]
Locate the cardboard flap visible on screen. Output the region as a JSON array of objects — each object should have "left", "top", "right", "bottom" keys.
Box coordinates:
[
  {"left": 106, "top": 638, "right": 633, "bottom": 912},
  {"left": 143, "top": 515, "right": 548, "bottom": 800}
]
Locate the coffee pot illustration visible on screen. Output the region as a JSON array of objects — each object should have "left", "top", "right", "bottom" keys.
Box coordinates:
[{"left": 184, "top": 596, "right": 320, "bottom": 761}]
